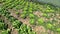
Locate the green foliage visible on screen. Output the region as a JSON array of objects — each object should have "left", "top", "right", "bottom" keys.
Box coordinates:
[
  {"left": 0, "top": 21, "right": 7, "bottom": 30},
  {"left": 19, "top": 24, "right": 36, "bottom": 34},
  {"left": 46, "top": 23, "right": 53, "bottom": 29},
  {"left": 29, "top": 13, "right": 35, "bottom": 18},
  {"left": 0, "top": 0, "right": 60, "bottom": 33},
  {"left": 15, "top": 12, "right": 20, "bottom": 15},
  {"left": 20, "top": 13, "right": 27, "bottom": 18},
  {"left": 29, "top": 19, "right": 35, "bottom": 25},
  {"left": 0, "top": 22, "right": 5, "bottom": 30},
  {"left": 37, "top": 18, "right": 44, "bottom": 25},
  {"left": 12, "top": 20, "right": 22, "bottom": 29},
  {"left": 56, "top": 28, "right": 60, "bottom": 32},
  {"left": 42, "top": 13, "right": 50, "bottom": 18},
  {"left": 1, "top": 29, "right": 10, "bottom": 34}
]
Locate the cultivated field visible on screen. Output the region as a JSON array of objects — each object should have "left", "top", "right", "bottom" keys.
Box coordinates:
[{"left": 0, "top": 0, "right": 60, "bottom": 34}]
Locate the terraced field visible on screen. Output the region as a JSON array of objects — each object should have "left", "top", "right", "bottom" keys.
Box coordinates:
[{"left": 0, "top": 0, "right": 60, "bottom": 34}]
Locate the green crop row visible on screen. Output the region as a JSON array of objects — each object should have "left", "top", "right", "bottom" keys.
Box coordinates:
[
  {"left": 1, "top": 0, "right": 60, "bottom": 19},
  {"left": 0, "top": 19, "right": 10, "bottom": 34},
  {"left": 0, "top": 7, "right": 22, "bottom": 28},
  {"left": 19, "top": 24, "right": 36, "bottom": 34},
  {"left": 0, "top": 29, "right": 11, "bottom": 34},
  {"left": 0, "top": 7, "right": 36, "bottom": 34},
  {"left": 0, "top": 19, "right": 8, "bottom": 30},
  {"left": 0, "top": 0, "right": 60, "bottom": 33}
]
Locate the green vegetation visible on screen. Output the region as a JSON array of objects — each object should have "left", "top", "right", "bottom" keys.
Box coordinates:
[
  {"left": 56, "top": 28, "right": 60, "bottom": 32},
  {"left": 0, "top": 19, "right": 7, "bottom": 30},
  {"left": 1, "top": 29, "right": 10, "bottom": 34},
  {"left": 19, "top": 24, "right": 36, "bottom": 34},
  {"left": 0, "top": 0, "right": 60, "bottom": 34},
  {"left": 37, "top": 18, "right": 44, "bottom": 25},
  {"left": 29, "top": 19, "right": 35, "bottom": 24}
]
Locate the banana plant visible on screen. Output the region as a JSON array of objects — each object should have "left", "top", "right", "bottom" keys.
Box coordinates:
[
  {"left": 0, "top": 0, "right": 4, "bottom": 2},
  {"left": 7, "top": 0, "right": 18, "bottom": 9},
  {"left": 21, "top": 1, "right": 26, "bottom": 6},
  {"left": 1, "top": 31, "right": 8, "bottom": 34},
  {"left": 19, "top": 24, "right": 27, "bottom": 34},
  {"left": 29, "top": 13, "right": 35, "bottom": 18},
  {"left": 56, "top": 28, "right": 60, "bottom": 32},
  {"left": 37, "top": 18, "right": 44, "bottom": 25},
  {"left": 0, "top": 22, "right": 5, "bottom": 30},
  {"left": 2, "top": 0, "right": 13, "bottom": 5},
  {"left": 38, "top": 5, "right": 44, "bottom": 11},
  {"left": 29, "top": 31, "right": 36, "bottom": 34},
  {"left": 14, "top": 0, "right": 24, "bottom": 9},
  {"left": 15, "top": 12, "right": 20, "bottom": 15},
  {"left": 2, "top": 0, "right": 14, "bottom": 9},
  {"left": 0, "top": 20, "right": 8, "bottom": 30},
  {"left": 19, "top": 0, "right": 25, "bottom": 5},
  {"left": 22, "top": 2, "right": 29, "bottom": 10},
  {"left": 27, "top": 26, "right": 32, "bottom": 32},
  {"left": 45, "top": 5, "right": 55, "bottom": 13},
  {"left": 29, "top": 2, "right": 33, "bottom": 8},
  {"left": 43, "top": 13, "right": 47, "bottom": 16},
  {"left": 0, "top": 19, "right": 4, "bottom": 22},
  {"left": 46, "top": 23, "right": 54, "bottom": 30},
  {"left": 19, "top": 24, "right": 36, "bottom": 34},
  {"left": 32, "top": 3, "right": 37, "bottom": 10},
  {"left": 42, "top": 13, "right": 50, "bottom": 18},
  {"left": 23, "top": 7, "right": 28, "bottom": 11},
  {"left": 23, "top": 11, "right": 27, "bottom": 14},
  {"left": 29, "top": 18, "right": 35, "bottom": 25},
  {"left": 28, "top": 7, "right": 33, "bottom": 13},
  {"left": 25, "top": 2, "right": 29, "bottom": 6},
  {"left": 12, "top": 20, "right": 22, "bottom": 29},
  {"left": 1, "top": 29, "right": 10, "bottom": 34},
  {"left": 20, "top": 13, "right": 27, "bottom": 19},
  {"left": 8, "top": 16, "right": 16, "bottom": 22}
]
